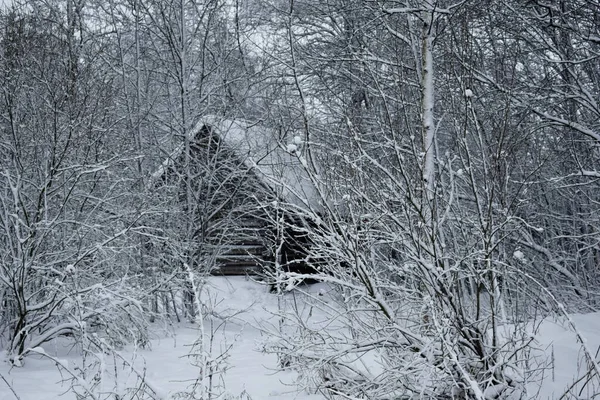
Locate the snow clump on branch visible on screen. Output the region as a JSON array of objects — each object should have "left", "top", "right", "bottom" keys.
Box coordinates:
[{"left": 513, "top": 250, "right": 525, "bottom": 261}]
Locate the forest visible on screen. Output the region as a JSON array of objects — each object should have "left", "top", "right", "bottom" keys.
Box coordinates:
[{"left": 0, "top": 0, "right": 599, "bottom": 399}]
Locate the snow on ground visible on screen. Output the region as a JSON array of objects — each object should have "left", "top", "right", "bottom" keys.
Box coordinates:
[
  {"left": 531, "top": 312, "right": 600, "bottom": 399},
  {"left": 1, "top": 277, "right": 599, "bottom": 399},
  {"left": 0, "top": 277, "right": 323, "bottom": 400}
]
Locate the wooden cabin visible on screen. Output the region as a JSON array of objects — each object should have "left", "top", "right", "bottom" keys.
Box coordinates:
[{"left": 149, "top": 117, "right": 320, "bottom": 276}]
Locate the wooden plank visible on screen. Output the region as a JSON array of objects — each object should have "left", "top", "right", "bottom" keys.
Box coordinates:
[{"left": 212, "top": 265, "right": 261, "bottom": 275}]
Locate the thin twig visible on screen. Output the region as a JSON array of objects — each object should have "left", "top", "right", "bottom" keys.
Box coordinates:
[{"left": 1, "top": 372, "right": 23, "bottom": 400}]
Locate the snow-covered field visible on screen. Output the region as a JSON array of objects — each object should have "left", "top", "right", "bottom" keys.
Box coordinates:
[{"left": 1, "top": 277, "right": 598, "bottom": 399}]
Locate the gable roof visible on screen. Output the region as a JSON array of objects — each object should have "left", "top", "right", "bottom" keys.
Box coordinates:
[{"left": 150, "top": 116, "right": 320, "bottom": 211}]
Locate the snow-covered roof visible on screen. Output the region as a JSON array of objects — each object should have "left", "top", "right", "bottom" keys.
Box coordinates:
[{"left": 150, "top": 116, "right": 320, "bottom": 210}]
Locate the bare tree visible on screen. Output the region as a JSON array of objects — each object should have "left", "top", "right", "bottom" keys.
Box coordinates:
[
  {"left": 257, "top": 0, "right": 600, "bottom": 398},
  {"left": 0, "top": 1, "right": 149, "bottom": 365}
]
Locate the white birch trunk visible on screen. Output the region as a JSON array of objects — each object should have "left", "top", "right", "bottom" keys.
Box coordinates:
[{"left": 421, "top": 9, "right": 436, "bottom": 204}]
